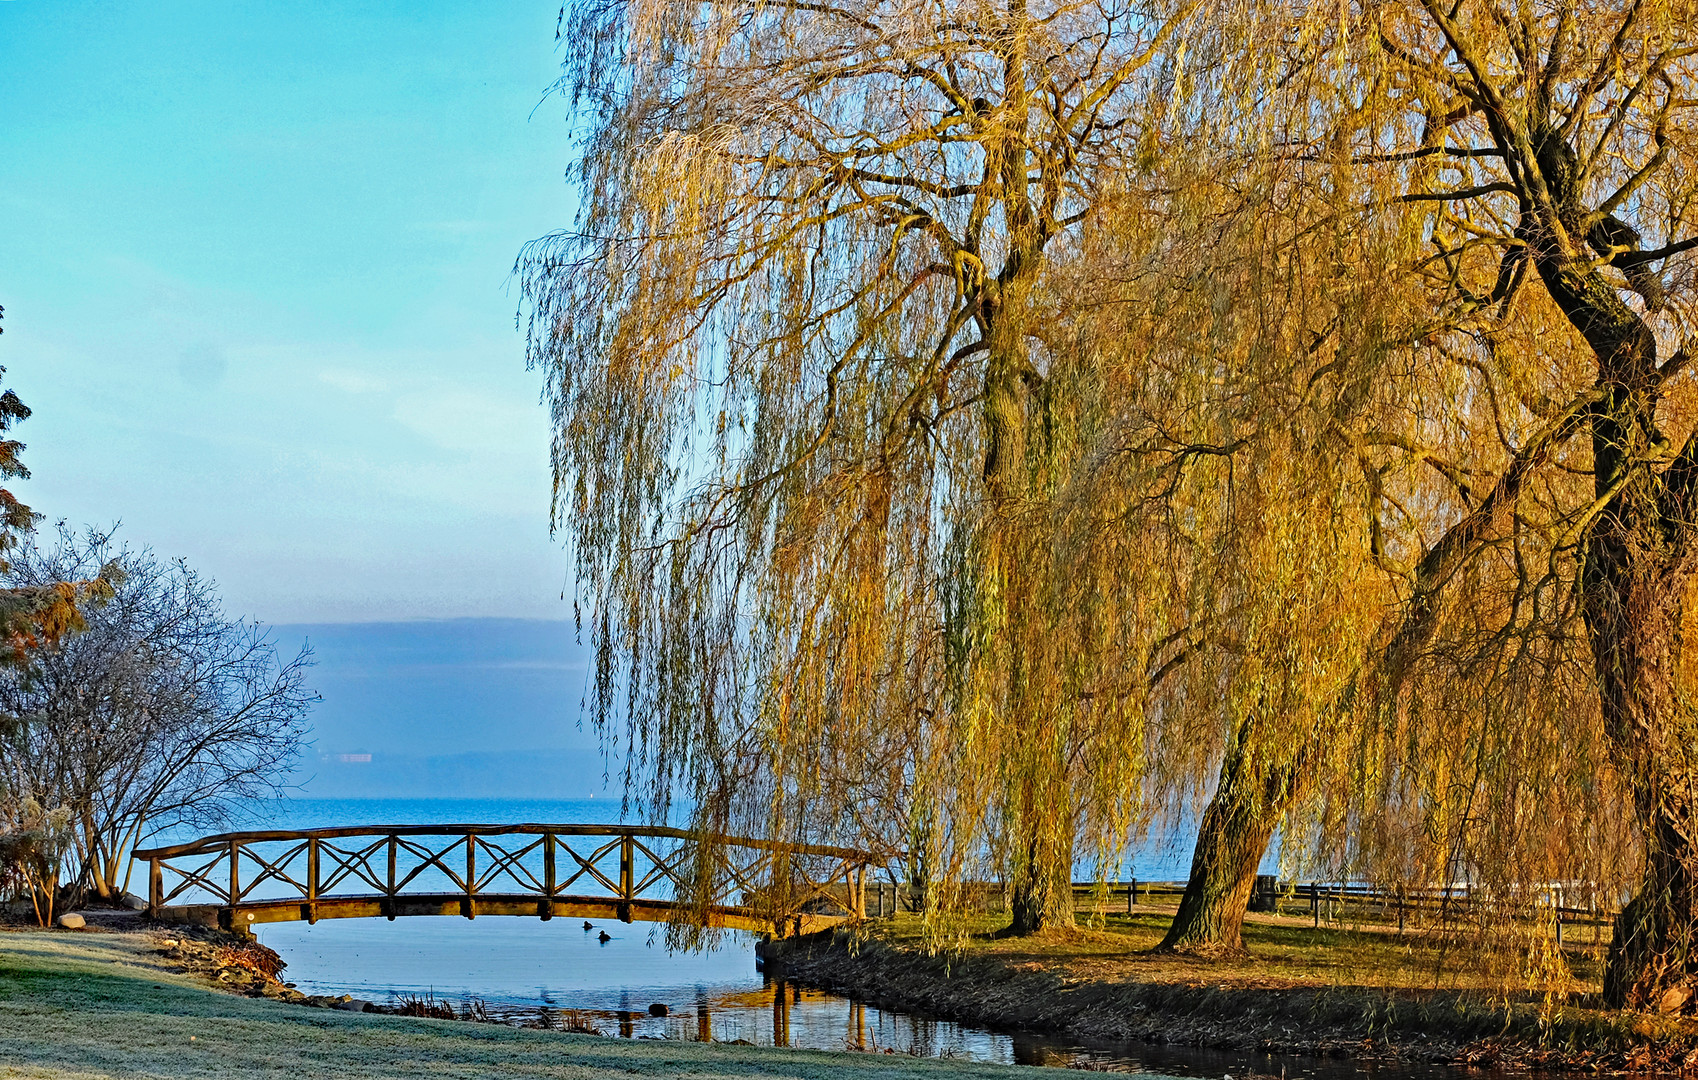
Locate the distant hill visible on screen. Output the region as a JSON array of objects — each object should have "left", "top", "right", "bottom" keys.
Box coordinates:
[
  {"left": 268, "top": 618, "right": 611, "bottom": 798},
  {"left": 299, "top": 748, "right": 610, "bottom": 799}
]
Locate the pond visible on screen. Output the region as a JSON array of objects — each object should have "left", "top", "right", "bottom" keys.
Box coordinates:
[{"left": 254, "top": 915, "right": 1492, "bottom": 1077}]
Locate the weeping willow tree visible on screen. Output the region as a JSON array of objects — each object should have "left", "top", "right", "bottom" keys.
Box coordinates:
[
  {"left": 1089, "top": 0, "right": 1698, "bottom": 1002},
  {"left": 1037, "top": 0, "right": 1698, "bottom": 973},
  {"left": 523, "top": 0, "right": 1195, "bottom": 936}
]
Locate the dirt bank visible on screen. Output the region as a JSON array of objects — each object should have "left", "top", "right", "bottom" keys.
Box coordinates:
[{"left": 767, "top": 925, "right": 1698, "bottom": 1074}]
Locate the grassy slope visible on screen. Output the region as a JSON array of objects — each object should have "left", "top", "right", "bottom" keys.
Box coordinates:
[
  {"left": 875, "top": 908, "right": 1603, "bottom": 992},
  {"left": 0, "top": 928, "right": 1082, "bottom": 1080}
]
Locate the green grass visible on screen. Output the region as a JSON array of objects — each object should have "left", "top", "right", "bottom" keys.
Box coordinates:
[{"left": 0, "top": 928, "right": 1096, "bottom": 1080}]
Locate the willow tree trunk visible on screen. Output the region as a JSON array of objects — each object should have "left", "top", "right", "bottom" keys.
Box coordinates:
[
  {"left": 1580, "top": 367, "right": 1698, "bottom": 1011},
  {"left": 1559, "top": 295, "right": 1698, "bottom": 1010},
  {"left": 1008, "top": 834, "right": 1077, "bottom": 934},
  {"left": 1522, "top": 150, "right": 1698, "bottom": 1006},
  {"left": 1007, "top": 768, "right": 1077, "bottom": 934},
  {"left": 1158, "top": 721, "right": 1300, "bottom": 954},
  {"left": 980, "top": 31, "right": 1073, "bottom": 932}
]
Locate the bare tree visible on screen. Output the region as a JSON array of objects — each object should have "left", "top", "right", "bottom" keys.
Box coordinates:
[{"left": 0, "top": 527, "right": 315, "bottom": 902}]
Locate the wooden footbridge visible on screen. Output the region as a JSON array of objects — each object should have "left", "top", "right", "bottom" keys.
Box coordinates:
[{"left": 132, "top": 824, "right": 884, "bottom": 938}]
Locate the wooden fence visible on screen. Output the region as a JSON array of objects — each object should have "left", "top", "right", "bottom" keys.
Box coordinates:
[{"left": 868, "top": 877, "right": 1620, "bottom": 943}]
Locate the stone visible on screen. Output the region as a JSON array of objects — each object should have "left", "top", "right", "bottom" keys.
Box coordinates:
[
  {"left": 648, "top": 1002, "right": 669, "bottom": 1017},
  {"left": 333, "top": 998, "right": 372, "bottom": 1012},
  {"left": 121, "top": 893, "right": 148, "bottom": 911},
  {"left": 1660, "top": 985, "right": 1693, "bottom": 1014},
  {"left": 55, "top": 912, "right": 85, "bottom": 930}
]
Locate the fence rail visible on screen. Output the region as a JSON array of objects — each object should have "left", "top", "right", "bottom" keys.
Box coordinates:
[
  {"left": 871, "top": 877, "right": 1622, "bottom": 943},
  {"left": 132, "top": 824, "right": 886, "bottom": 937}
]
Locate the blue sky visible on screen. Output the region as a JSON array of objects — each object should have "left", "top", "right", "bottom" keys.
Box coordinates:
[{"left": 0, "top": 0, "right": 578, "bottom": 624}]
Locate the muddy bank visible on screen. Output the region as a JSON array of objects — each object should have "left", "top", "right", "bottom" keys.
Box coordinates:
[{"left": 767, "top": 930, "right": 1698, "bottom": 1074}]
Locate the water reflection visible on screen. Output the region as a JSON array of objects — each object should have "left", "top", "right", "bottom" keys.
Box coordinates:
[
  {"left": 466, "top": 976, "right": 1018, "bottom": 1060},
  {"left": 260, "top": 918, "right": 1502, "bottom": 1075}
]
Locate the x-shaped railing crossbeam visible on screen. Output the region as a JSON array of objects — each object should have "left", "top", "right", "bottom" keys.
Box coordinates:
[
  {"left": 632, "top": 836, "right": 693, "bottom": 896},
  {"left": 553, "top": 836, "right": 624, "bottom": 896},
  {"left": 318, "top": 838, "right": 392, "bottom": 895},
  {"left": 230, "top": 840, "right": 311, "bottom": 903},
  {"left": 159, "top": 851, "right": 228, "bottom": 906},
  {"left": 391, "top": 835, "right": 472, "bottom": 894},
  {"left": 473, "top": 835, "right": 547, "bottom": 895}
]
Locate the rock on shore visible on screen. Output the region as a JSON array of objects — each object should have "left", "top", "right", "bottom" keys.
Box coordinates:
[{"left": 153, "top": 930, "right": 308, "bottom": 1004}]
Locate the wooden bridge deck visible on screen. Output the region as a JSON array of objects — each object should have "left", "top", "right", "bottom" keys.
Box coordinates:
[{"left": 132, "top": 824, "right": 883, "bottom": 938}]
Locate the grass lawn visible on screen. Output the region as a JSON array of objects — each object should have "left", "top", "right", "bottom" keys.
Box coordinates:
[
  {"left": 886, "top": 903, "right": 1606, "bottom": 998},
  {"left": 0, "top": 927, "right": 1090, "bottom": 1080}
]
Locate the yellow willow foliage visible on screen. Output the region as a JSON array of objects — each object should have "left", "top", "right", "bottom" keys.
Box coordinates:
[
  {"left": 1050, "top": 147, "right": 1417, "bottom": 855},
  {"left": 1140, "top": 0, "right": 1698, "bottom": 983},
  {"left": 523, "top": 0, "right": 1201, "bottom": 941}
]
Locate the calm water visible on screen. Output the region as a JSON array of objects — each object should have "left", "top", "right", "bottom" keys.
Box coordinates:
[{"left": 161, "top": 798, "right": 1479, "bottom": 1076}]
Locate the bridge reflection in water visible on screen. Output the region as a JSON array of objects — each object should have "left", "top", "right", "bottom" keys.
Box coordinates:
[{"left": 133, "top": 824, "right": 881, "bottom": 938}]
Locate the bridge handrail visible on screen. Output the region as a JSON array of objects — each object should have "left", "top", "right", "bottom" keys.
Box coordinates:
[{"left": 133, "top": 823, "right": 887, "bottom": 864}]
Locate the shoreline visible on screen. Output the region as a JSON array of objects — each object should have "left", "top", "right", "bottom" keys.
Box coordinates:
[
  {"left": 52, "top": 905, "right": 1698, "bottom": 1075},
  {"left": 764, "top": 923, "right": 1698, "bottom": 1075},
  {"left": 0, "top": 919, "right": 1074, "bottom": 1079}
]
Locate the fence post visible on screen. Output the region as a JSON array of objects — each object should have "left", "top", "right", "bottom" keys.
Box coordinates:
[
  {"left": 1310, "top": 882, "right": 1318, "bottom": 927},
  {"left": 306, "top": 838, "right": 319, "bottom": 924},
  {"left": 148, "top": 858, "right": 161, "bottom": 914}
]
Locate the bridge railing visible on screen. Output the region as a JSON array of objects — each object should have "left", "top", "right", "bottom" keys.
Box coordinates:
[{"left": 132, "top": 824, "right": 888, "bottom": 935}]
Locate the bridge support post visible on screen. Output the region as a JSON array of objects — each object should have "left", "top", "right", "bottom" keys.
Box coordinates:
[
  {"left": 148, "top": 858, "right": 161, "bottom": 916},
  {"left": 541, "top": 833, "right": 556, "bottom": 920},
  {"left": 463, "top": 834, "right": 477, "bottom": 920},
  {"left": 385, "top": 835, "right": 398, "bottom": 921},
  {"left": 228, "top": 840, "right": 241, "bottom": 906},
  {"left": 618, "top": 834, "right": 634, "bottom": 923},
  {"left": 852, "top": 866, "right": 865, "bottom": 921},
  {"left": 306, "top": 838, "right": 319, "bottom": 924}
]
